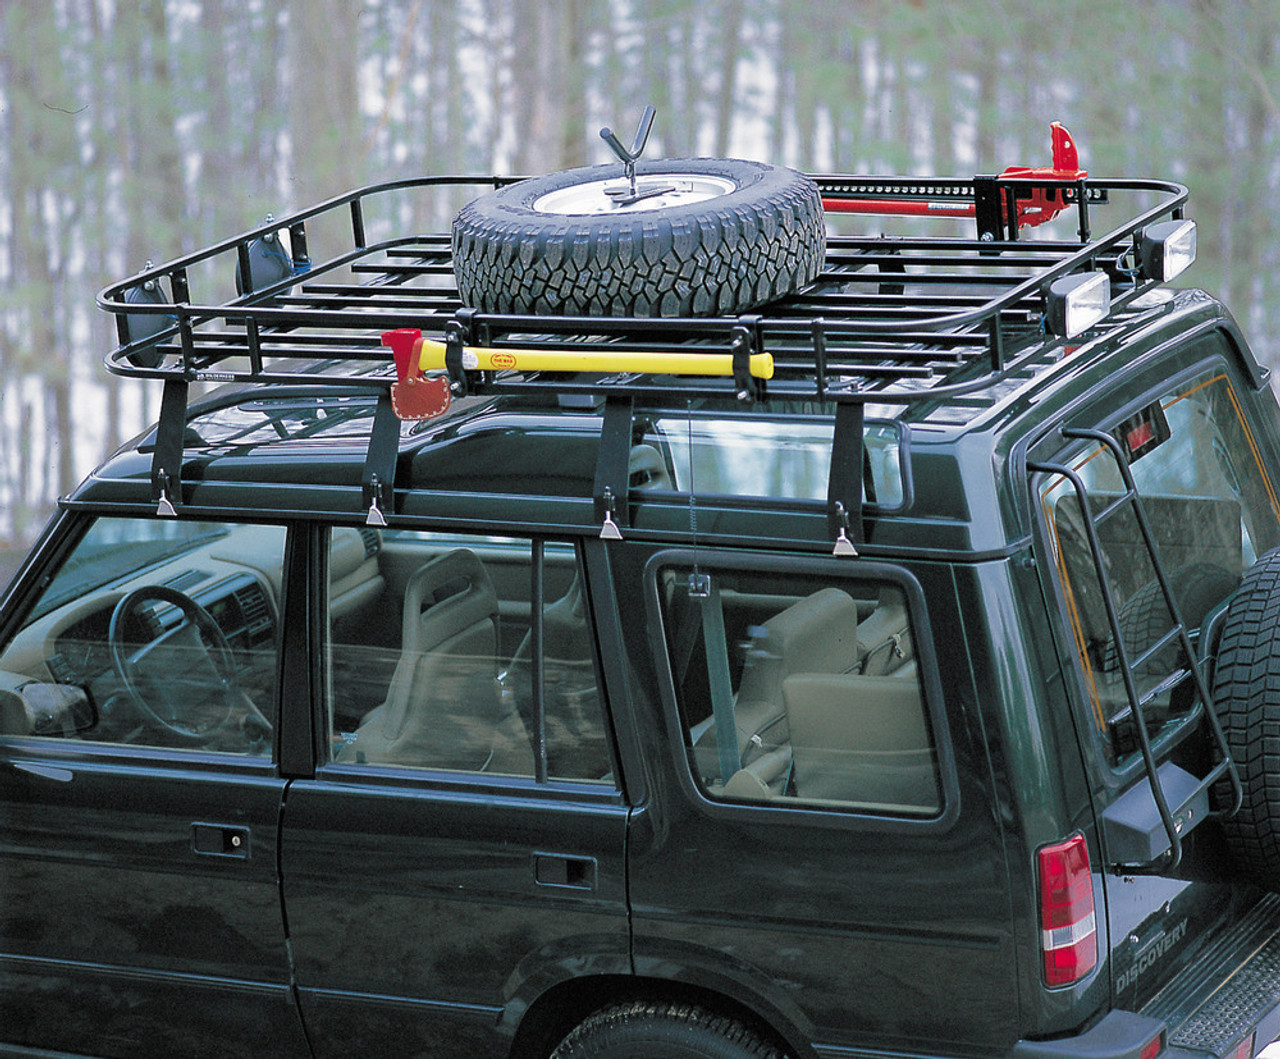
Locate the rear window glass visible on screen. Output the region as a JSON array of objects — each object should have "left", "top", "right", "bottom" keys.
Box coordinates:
[{"left": 1040, "top": 363, "right": 1280, "bottom": 768}]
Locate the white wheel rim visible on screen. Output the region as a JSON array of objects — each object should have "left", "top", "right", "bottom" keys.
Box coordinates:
[{"left": 532, "top": 174, "right": 738, "bottom": 216}]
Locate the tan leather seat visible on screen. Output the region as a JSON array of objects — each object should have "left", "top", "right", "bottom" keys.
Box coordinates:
[
  {"left": 695, "top": 588, "right": 860, "bottom": 793},
  {"left": 709, "top": 589, "right": 920, "bottom": 801},
  {"left": 337, "top": 548, "right": 532, "bottom": 773},
  {"left": 855, "top": 594, "right": 914, "bottom": 675},
  {"left": 784, "top": 672, "right": 939, "bottom": 812},
  {"left": 731, "top": 588, "right": 862, "bottom": 756}
]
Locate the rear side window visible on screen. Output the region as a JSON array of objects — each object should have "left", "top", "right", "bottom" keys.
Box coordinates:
[
  {"left": 639, "top": 412, "right": 905, "bottom": 508},
  {"left": 651, "top": 560, "right": 941, "bottom": 817}
]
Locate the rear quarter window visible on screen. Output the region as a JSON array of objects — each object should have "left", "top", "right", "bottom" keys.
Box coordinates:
[{"left": 648, "top": 555, "right": 943, "bottom": 818}]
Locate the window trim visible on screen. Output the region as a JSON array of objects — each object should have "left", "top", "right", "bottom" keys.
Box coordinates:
[{"left": 642, "top": 548, "right": 960, "bottom": 833}]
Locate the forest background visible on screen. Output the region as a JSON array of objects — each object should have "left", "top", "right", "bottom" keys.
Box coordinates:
[{"left": 2, "top": 0, "right": 1279, "bottom": 556}]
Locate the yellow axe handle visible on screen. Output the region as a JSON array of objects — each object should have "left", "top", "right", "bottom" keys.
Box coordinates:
[{"left": 415, "top": 338, "right": 774, "bottom": 380}]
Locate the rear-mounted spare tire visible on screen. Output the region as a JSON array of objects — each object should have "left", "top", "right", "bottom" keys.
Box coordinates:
[
  {"left": 451, "top": 158, "right": 826, "bottom": 318},
  {"left": 1212, "top": 547, "right": 1280, "bottom": 890}
]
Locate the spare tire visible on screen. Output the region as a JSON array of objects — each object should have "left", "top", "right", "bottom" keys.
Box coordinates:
[
  {"left": 1108, "top": 562, "right": 1239, "bottom": 674},
  {"left": 1211, "top": 547, "right": 1280, "bottom": 890},
  {"left": 451, "top": 158, "right": 826, "bottom": 318}
]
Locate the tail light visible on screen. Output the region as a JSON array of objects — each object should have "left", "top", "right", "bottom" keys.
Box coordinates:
[{"left": 1038, "top": 833, "right": 1098, "bottom": 987}]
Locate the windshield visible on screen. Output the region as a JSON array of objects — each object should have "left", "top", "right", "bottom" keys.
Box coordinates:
[{"left": 32, "top": 520, "right": 231, "bottom": 620}]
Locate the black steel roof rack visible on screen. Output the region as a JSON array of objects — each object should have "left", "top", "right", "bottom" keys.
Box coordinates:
[{"left": 98, "top": 126, "right": 1194, "bottom": 540}]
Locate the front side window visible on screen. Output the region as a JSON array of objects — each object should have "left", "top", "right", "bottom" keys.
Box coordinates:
[
  {"left": 1040, "top": 363, "right": 1280, "bottom": 766},
  {"left": 326, "top": 529, "right": 613, "bottom": 784},
  {"left": 653, "top": 560, "right": 941, "bottom": 817},
  {"left": 0, "top": 517, "right": 285, "bottom": 757}
]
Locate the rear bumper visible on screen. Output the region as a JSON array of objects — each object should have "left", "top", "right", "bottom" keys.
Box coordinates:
[
  {"left": 1014, "top": 892, "right": 1280, "bottom": 1058},
  {"left": 1143, "top": 891, "right": 1280, "bottom": 1057},
  {"left": 1011, "top": 1010, "right": 1165, "bottom": 1059}
]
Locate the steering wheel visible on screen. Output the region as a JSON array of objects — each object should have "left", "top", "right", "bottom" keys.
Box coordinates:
[{"left": 108, "top": 586, "right": 240, "bottom": 743}]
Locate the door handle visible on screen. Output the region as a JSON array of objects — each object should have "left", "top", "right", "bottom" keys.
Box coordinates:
[
  {"left": 191, "top": 823, "right": 251, "bottom": 859},
  {"left": 533, "top": 852, "right": 596, "bottom": 890}
]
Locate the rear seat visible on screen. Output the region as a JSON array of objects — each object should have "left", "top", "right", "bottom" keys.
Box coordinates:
[
  {"left": 699, "top": 587, "right": 920, "bottom": 799},
  {"left": 730, "top": 587, "right": 862, "bottom": 759},
  {"left": 783, "top": 671, "right": 938, "bottom": 812},
  {"left": 855, "top": 592, "right": 914, "bottom": 676}
]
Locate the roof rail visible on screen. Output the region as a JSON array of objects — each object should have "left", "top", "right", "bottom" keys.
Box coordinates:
[{"left": 98, "top": 179, "right": 1191, "bottom": 397}]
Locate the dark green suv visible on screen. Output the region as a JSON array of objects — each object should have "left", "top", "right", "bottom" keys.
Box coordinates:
[{"left": 4, "top": 124, "right": 1280, "bottom": 1057}]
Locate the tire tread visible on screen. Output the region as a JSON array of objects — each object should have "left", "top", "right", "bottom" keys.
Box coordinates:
[
  {"left": 550, "top": 1000, "right": 785, "bottom": 1059},
  {"left": 1213, "top": 548, "right": 1280, "bottom": 888}
]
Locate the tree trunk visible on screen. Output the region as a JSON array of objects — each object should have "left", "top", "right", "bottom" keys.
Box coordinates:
[{"left": 287, "top": 0, "right": 362, "bottom": 206}]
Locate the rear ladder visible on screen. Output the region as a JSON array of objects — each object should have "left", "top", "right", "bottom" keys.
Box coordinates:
[{"left": 1031, "top": 427, "right": 1242, "bottom": 874}]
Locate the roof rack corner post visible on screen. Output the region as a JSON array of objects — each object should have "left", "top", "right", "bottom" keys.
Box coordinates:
[
  {"left": 288, "top": 219, "right": 311, "bottom": 272},
  {"left": 361, "top": 389, "right": 401, "bottom": 528},
  {"left": 169, "top": 267, "right": 191, "bottom": 306},
  {"left": 732, "top": 315, "right": 764, "bottom": 403},
  {"left": 235, "top": 241, "right": 254, "bottom": 297},
  {"left": 150, "top": 377, "right": 189, "bottom": 518},
  {"left": 349, "top": 196, "right": 367, "bottom": 250},
  {"left": 110, "top": 290, "right": 132, "bottom": 349},
  {"left": 974, "top": 175, "right": 1005, "bottom": 245},
  {"left": 593, "top": 395, "right": 634, "bottom": 540},
  {"left": 828, "top": 401, "right": 865, "bottom": 556}
]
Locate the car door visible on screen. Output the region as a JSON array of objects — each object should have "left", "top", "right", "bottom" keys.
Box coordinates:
[
  {"left": 280, "top": 527, "right": 630, "bottom": 1057},
  {"left": 0, "top": 514, "right": 307, "bottom": 1057},
  {"left": 622, "top": 545, "right": 1019, "bottom": 1053}
]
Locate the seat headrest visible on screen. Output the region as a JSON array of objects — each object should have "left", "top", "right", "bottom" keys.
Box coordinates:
[
  {"left": 330, "top": 527, "right": 374, "bottom": 581},
  {"left": 762, "top": 588, "right": 860, "bottom": 674},
  {"left": 402, "top": 548, "right": 498, "bottom": 654},
  {"left": 629, "top": 444, "right": 673, "bottom": 490}
]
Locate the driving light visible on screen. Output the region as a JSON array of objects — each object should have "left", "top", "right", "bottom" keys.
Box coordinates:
[
  {"left": 1139, "top": 219, "right": 1196, "bottom": 282},
  {"left": 1047, "top": 272, "right": 1111, "bottom": 338}
]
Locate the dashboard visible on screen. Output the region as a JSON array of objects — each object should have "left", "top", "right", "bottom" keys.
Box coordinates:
[{"left": 44, "top": 571, "right": 274, "bottom": 688}]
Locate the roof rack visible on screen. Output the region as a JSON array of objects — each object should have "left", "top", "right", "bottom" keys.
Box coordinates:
[{"left": 98, "top": 126, "right": 1194, "bottom": 542}]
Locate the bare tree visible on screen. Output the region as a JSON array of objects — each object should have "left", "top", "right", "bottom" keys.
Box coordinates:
[{"left": 287, "top": 0, "right": 362, "bottom": 206}]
